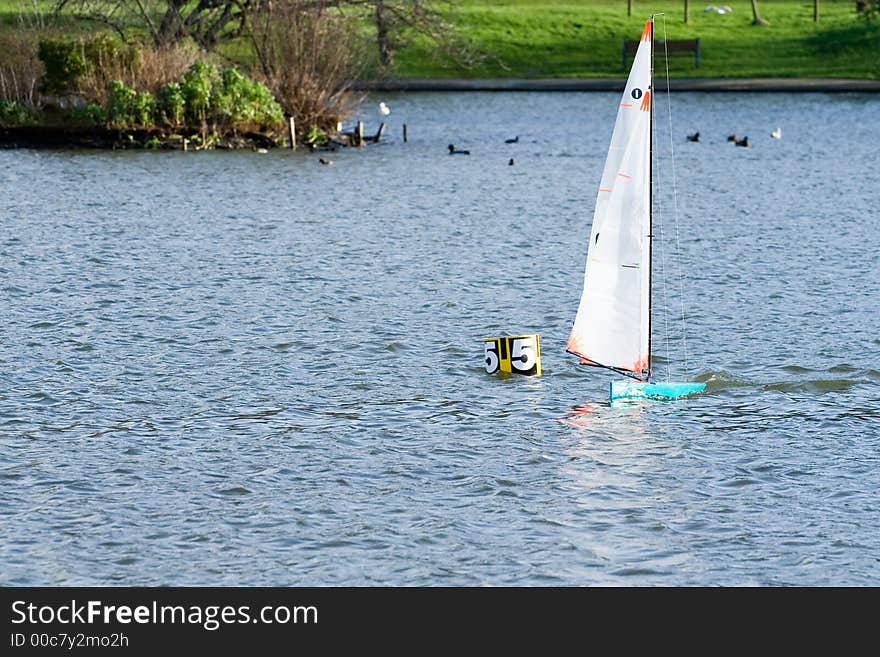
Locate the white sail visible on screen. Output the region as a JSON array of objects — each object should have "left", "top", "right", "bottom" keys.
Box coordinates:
[{"left": 567, "top": 20, "right": 653, "bottom": 378}]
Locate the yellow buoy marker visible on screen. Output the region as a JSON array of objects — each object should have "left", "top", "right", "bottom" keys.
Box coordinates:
[{"left": 483, "top": 334, "right": 541, "bottom": 376}]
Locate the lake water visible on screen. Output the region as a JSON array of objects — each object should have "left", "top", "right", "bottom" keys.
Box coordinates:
[{"left": 2, "top": 91, "right": 878, "bottom": 586}]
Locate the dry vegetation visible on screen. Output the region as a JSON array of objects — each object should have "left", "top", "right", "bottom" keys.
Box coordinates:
[
  {"left": 0, "top": 31, "right": 44, "bottom": 105},
  {"left": 75, "top": 42, "right": 200, "bottom": 106},
  {"left": 249, "top": 3, "right": 367, "bottom": 133}
]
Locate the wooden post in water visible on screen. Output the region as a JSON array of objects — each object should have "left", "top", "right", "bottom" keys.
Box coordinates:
[
  {"left": 403, "top": 124, "right": 408, "bottom": 143},
  {"left": 288, "top": 116, "right": 296, "bottom": 150},
  {"left": 356, "top": 121, "right": 364, "bottom": 147},
  {"left": 183, "top": 138, "right": 188, "bottom": 152},
  {"left": 373, "top": 122, "right": 386, "bottom": 143}
]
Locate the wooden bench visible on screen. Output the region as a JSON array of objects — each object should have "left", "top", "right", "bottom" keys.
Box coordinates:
[{"left": 622, "top": 38, "right": 700, "bottom": 70}]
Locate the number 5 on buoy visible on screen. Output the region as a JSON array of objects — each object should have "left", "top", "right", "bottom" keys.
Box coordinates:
[{"left": 483, "top": 334, "right": 541, "bottom": 376}]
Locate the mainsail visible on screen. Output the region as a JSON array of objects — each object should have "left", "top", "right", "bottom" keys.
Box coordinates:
[{"left": 567, "top": 20, "right": 653, "bottom": 379}]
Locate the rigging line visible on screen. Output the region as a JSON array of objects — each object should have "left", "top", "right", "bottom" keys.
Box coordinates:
[
  {"left": 654, "top": 22, "right": 672, "bottom": 381},
  {"left": 661, "top": 15, "right": 692, "bottom": 376},
  {"left": 568, "top": 352, "right": 650, "bottom": 382}
]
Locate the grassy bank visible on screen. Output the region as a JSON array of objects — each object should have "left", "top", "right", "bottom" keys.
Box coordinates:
[
  {"left": 393, "top": 0, "right": 880, "bottom": 79},
  {"left": 2, "top": 1, "right": 877, "bottom": 84}
]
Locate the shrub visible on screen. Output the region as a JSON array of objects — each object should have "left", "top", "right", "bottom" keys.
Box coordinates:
[
  {"left": 77, "top": 34, "right": 141, "bottom": 105},
  {"left": 37, "top": 39, "right": 87, "bottom": 95},
  {"left": 69, "top": 103, "right": 107, "bottom": 127},
  {"left": 180, "top": 60, "right": 219, "bottom": 126},
  {"left": 0, "top": 99, "right": 38, "bottom": 126},
  {"left": 38, "top": 34, "right": 142, "bottom": 103},
  {"left": 132, "top": 91, "right": 155, "bottom": 127},
  {"left": 240, "top": 77, "right": 284, "bottom": 130},
  {"left": 107, "top": 83, "right": 155, "bottom": 128},
  {"left": 305, "top": 125, "right": 326, "bottom": 146},
  {"left": 106, "top": 80, "right": 138, "bottom": 128},
  {"left": 22, "top": 43, "right": 285, "bottom": 139},
  {"left": 213, "top": 67, "right": 284, "bottom": 132},
  {"left": 178, "top": 61, "right": 283, "bottom": 134},
  {"left": 213, "top": 67, "right": 247, "bottom": 125},
  {"left": 81, "top": 33, "right": 139, "bottom": 73},
  {"left": 135, "top": 44, "right": 200, "bottom": 95},
  {"left": 249, "top": 3, "right": 364, "bottom": 135},
  {"left": 157, "top": 82, "right": 185, "bottom": 127}
]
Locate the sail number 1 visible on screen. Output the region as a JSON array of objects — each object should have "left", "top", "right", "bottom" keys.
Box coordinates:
[{"left": 483, "top": 335, "right": 542, "bottom": 377}]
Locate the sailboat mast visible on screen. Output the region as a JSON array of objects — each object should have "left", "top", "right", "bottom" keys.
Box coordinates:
[{"left": 647, "top": 16, "right": 654, "bottom": 382}]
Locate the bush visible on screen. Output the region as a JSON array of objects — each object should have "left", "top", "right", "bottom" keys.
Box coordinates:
[
  {"left": 213, "top": 67, "right": 247, "bottom": 124},
  {"left": 178, "top": 61, "right": 283, "bottom": 134},
  {"left": 157, "top": 82, "right": 185, "bottom": 128},
  {"left": 0, "top": 99, "right": 38, "bottom": 126},
  {"left": 249, "top": 4, "right": 363, "bottom": 135},
  {"left": 107, "top": 82, "right": 155, "bottom": 128},
  {"left": 70, "top": 103, "right": 107, "bottom": 127},
  {"left": 81, "top": 33, "right": 139, "bottom": 73},
  {"left": 305, "top": 125, "right": 326, "bottom": 146},
  {"left": 38, "top": 34, "right": 141, "bottom": 102},
  {"left": 106, "top": 80, "right": 138, "bottom": 128},
  {"left": 37, "top": 40, "right": 87, "bottom": 95},
  {"left": 213, "top": 67, "right": 284, "bottom": 131},
  {"left": 133, "top": 91, "right": 155, "bottom": 127},
  {"left": 240, "top": 77, "right": 285, "bottom": 130},
  {"left": 23, "top": 45, "right": 284, "bottom": 139},
  {"left": 180, "top": 60, "right": 219, "bottom": 126}
]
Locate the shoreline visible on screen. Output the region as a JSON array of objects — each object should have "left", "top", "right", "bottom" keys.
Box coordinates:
[
  {"left": 352, "top": 78, "right": 880, "bottom": 92},
  {"left": 4, "top": 77, "right": 877, "bottom": 148},
  {"left": 0, "top": 125, "right": 279, "bottom": 150}
]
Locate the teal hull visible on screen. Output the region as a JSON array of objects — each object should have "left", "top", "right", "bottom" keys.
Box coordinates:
[{"left": 610, "top": 380, "right": 706, "bottom": 401}]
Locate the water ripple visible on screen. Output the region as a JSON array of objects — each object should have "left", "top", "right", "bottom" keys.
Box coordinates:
[{"left": 2, "top": 92, "right": 879, "bottom": 585}]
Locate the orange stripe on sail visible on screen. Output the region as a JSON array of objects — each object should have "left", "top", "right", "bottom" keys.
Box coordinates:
[
  {"left": 632, "top": 354, "right": 650, "bottom": 377},
  {"left": 640, "top": 21, "right": 652, "bottom": 42},
  {"left": 617, "top": 173, "right": 632, "bottom": 179},
  {"left": 640, "top": 90, "right": 651, "bottom": 112},
  {"left": 599, "top": 188, "right": 612, "bottom": 192},
  {"left": 619, "top": 103, "right": 633, "bottom": 107},
  {"left": 568, "top": 346, "right": 601, "bottom": 368}
]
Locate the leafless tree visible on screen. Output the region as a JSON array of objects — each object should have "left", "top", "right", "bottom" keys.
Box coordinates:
[
  {"left": 248, "top": 1, "right": 366, "bottom": 133},
  {"left": 359, "top": 1, "right": 479, "bottom": 72},
  {"left": 53, "top": 0, "right": 469, "bottom": 69},
  {"left": 54, "top": 0, "right": 257, "bottom": 48}
]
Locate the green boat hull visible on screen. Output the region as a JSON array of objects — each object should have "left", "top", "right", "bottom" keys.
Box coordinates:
[{"left": 610, "top": 380, "right": 706, "bottom": 402}]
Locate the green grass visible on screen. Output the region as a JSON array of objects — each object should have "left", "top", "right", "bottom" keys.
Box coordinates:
[
  {"left": 1, "top": 0, "right": 878, "bottom": 80},
  {"left": 393, "top": 0, "right": 880, "bottom": 78}
]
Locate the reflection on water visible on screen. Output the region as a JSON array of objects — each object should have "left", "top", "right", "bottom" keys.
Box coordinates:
[
  {"left": 557, "top": 402, "right": 656, "bottom": 496},
  {"left": 556, "top": 401, "right": 698, "bottom": 581},
  {"left": 558, "top": 401, "right": 648, "bottom": 433},
  {"left": 1, "top": 91, "right": 879, "bottom": 585}
]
